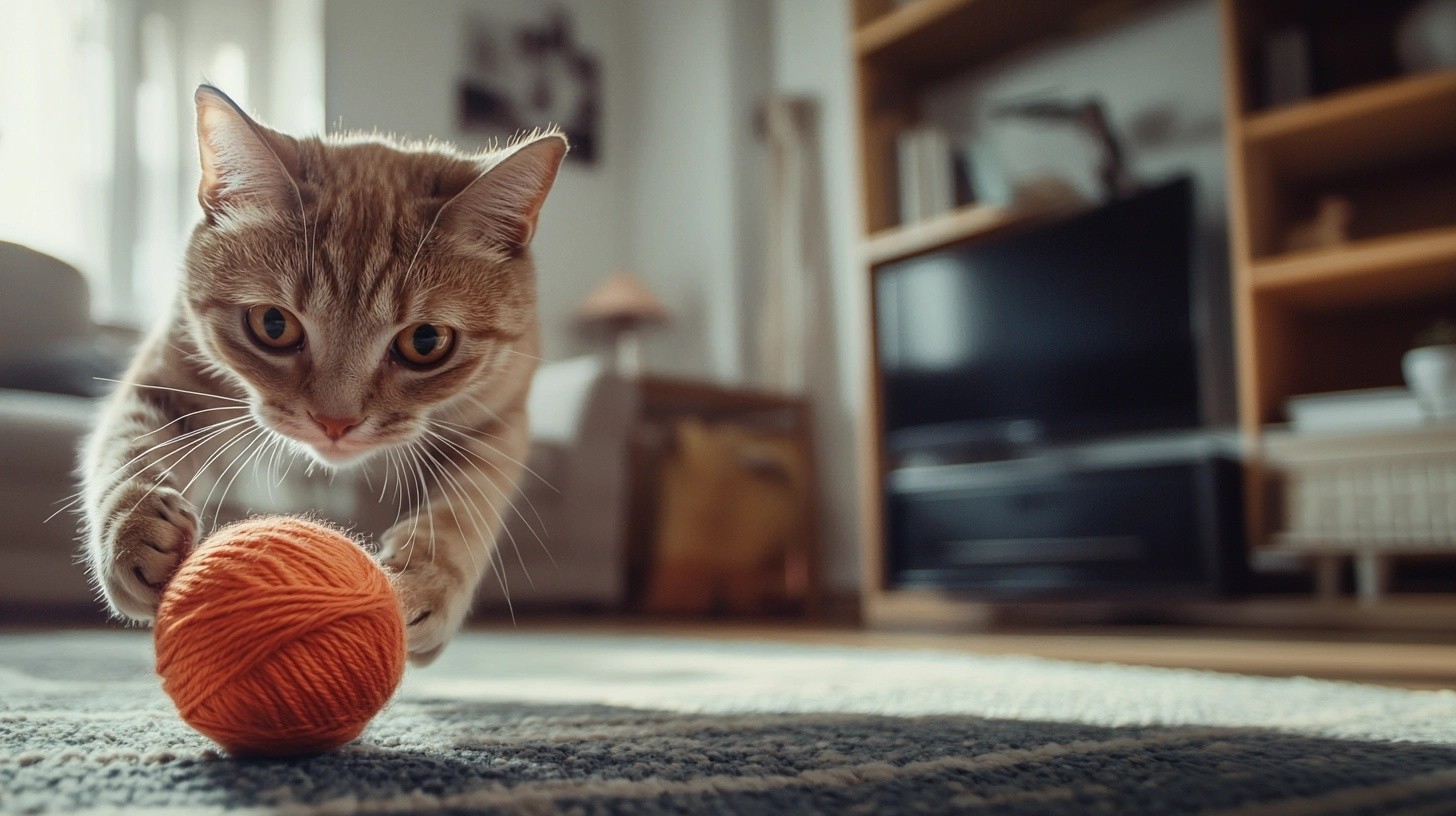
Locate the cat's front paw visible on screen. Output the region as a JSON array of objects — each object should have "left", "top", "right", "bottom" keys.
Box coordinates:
[
  {"left": 378, "top": 529, "right": 473, "bottom": 666},
  {"left": 94, "top": 484, "right": 199, "bottom": 621}
]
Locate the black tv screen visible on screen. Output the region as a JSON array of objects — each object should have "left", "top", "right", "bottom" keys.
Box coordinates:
[{"left": 876, "top": 178, "right": 1199, "bottom": 452}]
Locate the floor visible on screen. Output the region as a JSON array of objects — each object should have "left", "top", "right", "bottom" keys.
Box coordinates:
[
  {"left": 12, "top": 614, "right": 1456, "bottom": 691},
  {"left": 469, "top": 618, "right": 1456, "bottom": 690},
  {"left": 14, "top": 628, "right": 1456, "bottom": 813}
]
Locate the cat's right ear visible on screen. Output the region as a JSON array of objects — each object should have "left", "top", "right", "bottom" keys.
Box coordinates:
[{"left": 195, "top": 85, "right": 302, "bottom": 221}]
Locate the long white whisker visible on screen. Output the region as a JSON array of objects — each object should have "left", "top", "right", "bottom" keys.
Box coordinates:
[
  {"left": 428, "top": 420, "right": 560, "bottom": 495},
  {"left": 399, "top": 441, "right": 425, "bottom": 572},
  {"left": 45, "top": 417, "right": 252, "bottom": 522},
  {"left": 420, "top": 434, "right": 528, "bottom": 592},
  {"left": 201, "top": 427, "right": 270, "bottom": 527},
  {"left": 420, "top": 441, "right": 514, "bottom": 621},
  {"left": 416, "top": 445, "right": 484, "bottom": 582},
  {"left": 136, "top": 405, "right": 250, "bottom": 439},
  {"left": 175, "top": 422, "right": 263, "bottom": 501},
  {"left": 423, "top": 427, "right": 553, "bottom": 568},
  {"left": 423, "top": 424, "right": 552, "bottom": 542},
  {"left": 386, "top": 448, "right": 407, "bottom": 530},
  {"left": 126, "top": 420, "right": 256, "bottom": 518},
  {"left": 418, "top": 438, "right": 493, "bottom": 566},
  {"left": 403, "top": 445, "right": 437, "bottom": 562},
  {"left": 502, "top": 347, "right": 549, "bottom": 363},
  {"left": 94, "top": 378, "right": 247, "bottom": 404}
]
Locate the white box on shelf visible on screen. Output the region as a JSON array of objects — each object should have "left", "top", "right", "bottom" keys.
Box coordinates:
[{"left": 1286, "top": 387, "right": 1424, "bottom": 434}]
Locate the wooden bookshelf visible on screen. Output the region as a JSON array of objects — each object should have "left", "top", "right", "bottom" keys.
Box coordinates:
[
  {"left": 855, "top": 0, "right": 1145, "bottom": 83},
  {"left": 851, "top": 0, "right": 1174, "bottom": 630},
  {"left": 1222, "top": 0, "right": 1456, "bottom": 554},
  {"left": 1242, "top": 69, "right": 1456, "bottom": 181},
  {"left": 1252, "top": 227, "right": 1456, "bottom": 307},
  {"left": 851, "top": 0, "right": 1456, "bottom": 631},
  {"left": 861, "top": 203, "right": 1081, "bottom": 266}
]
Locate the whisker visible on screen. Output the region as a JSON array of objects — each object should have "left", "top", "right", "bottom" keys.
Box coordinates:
[
  {"left": 416, "top": 445, "right": 485, "bottom": 582},
  {"left": 126, "top": 420, "right": 256, "bottom": 519},
  {"left": 201, "top": 427, "right": 270, "bottom": 528},
  {"left": 403, "top": 445, "right": 437, "bottom": 563},
  {"left": 422, "top": 427, "right": 554, "bottom": 567},
  {"left": 502, "top": 347, "right": 549, "bottom": 363},
  {"left": 427, "top": 420, "right": 560, "bottom": 495},
  {"left": 420, "top": 441, "right": 515, "bottom": 622},
  {"left": 175, "top": 422, "right": 263, "bottom": 501},
  {"left": 136, "top": 405, "right": 250, "bottom": 440},
  {"left": 399, "top": 441, "right": 426, "bottom": 572},
  {"left": 93, "top": 378, "right": 248, "bottom": 404},
  {"left": 385, "top": 448, "right": 407, "bottom": 531},
  {"left": 400, "top": 182, "right": 453, "bottom": 283},
  {"left": 421, "top": 433, "right": 532, "bottom": 591},
  {"left": 45, "top": 416, "right": 252, "bottom": 522}
]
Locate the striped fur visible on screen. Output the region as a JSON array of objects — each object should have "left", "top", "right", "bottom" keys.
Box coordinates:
[{"left": 79, "top": 86, "right": 566, "bottom": 664}]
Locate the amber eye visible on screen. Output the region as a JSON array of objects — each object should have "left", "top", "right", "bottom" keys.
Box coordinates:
[
  {"left": 393, "top": 323, "right": 455, "bottom": 368},
  {"left": 245, "top": 305, "right": 304, "bottom": 350}
]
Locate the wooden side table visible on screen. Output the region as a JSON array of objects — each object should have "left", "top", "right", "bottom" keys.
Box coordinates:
[{"left": 623, "top": 376, "right": 821, "bottom": 617}]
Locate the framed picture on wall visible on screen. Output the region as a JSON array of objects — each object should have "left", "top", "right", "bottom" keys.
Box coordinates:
[{"left": 457, "top": 6, "right": 600, "bottom": 164}]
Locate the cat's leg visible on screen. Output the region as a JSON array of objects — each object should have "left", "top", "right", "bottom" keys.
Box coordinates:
[
  {"left": 378, "top": 407, "right": 527, "bottom": 665},
  {"left": 80, "top": 381, "right": 241, "bottom": 621}
]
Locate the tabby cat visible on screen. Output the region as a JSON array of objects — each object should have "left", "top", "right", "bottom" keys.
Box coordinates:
[{"left": 79, "top": 85, "right": 566, "bottom": 664}]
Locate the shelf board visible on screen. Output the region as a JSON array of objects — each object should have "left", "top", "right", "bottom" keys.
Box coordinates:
[
  {"left": 1242, "top": 69, "right": 1456, "bottom": 181},
  {"left": 854, "top": 0, "right": 1158, "bottom": 81},
  {"left": 866, "top": 587, "right": 1456, "bottom": 634},
  {"left": 862, "top": 204, "right": 1075, "bottom": 267},
  {"left": 1251, "top": 226, "right": 1456, "bottom": 307}
]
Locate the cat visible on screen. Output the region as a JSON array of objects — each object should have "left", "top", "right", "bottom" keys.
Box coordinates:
[{"left": 79, "top": 85, "right": 566, "bottom": 665}]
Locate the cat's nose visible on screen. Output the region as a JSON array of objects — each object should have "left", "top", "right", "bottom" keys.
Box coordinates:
[{"left": 310, "top": 413, "right": 363, "bottom": 441}]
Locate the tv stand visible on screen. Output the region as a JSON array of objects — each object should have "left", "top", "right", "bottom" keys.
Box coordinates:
[{"left": 885, "top": 435, "right": 1244, "bottom": 598}]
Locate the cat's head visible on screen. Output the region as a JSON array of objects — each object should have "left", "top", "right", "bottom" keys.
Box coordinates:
[{"left": 180, "top": 86, "right": 565, "bottom": 467}]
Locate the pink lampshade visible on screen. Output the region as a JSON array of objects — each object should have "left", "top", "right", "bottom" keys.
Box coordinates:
[{"left": 573, "top": 271, "right": 671, "bottom": 327}]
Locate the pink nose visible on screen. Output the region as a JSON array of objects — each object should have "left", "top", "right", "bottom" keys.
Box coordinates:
[{"left": 310, "top": 413, "right": 362, "bottom": 441}]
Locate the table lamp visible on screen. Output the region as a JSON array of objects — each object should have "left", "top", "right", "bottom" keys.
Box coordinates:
[{"left": 573, "top": 271, "right": 670, "bottom": 376}]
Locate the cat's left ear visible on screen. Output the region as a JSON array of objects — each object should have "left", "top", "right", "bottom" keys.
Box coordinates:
[
  {"left": 440, "top": 132, "right": 568, "bottom": 253},
  {"left": 194, "top": 84, "right": 303, "bottom": 220}
]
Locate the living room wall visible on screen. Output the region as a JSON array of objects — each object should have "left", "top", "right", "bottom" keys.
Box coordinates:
[{"left": 324, "top": 0, "right": 640, "bottom": 372}]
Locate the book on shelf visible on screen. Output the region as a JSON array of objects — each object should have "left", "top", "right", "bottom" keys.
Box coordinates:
[
  {"left": 1285, "top": 387, "right": 1425, "bottom": 433},
  {"left": 895, "top": 125, "right": 955, "bottom": 226}
]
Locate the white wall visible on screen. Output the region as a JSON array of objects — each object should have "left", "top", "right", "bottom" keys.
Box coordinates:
[
  {"left": 620, "top": 0, "right": 759, "bottom": 380},
  {"left": 769, "top": 0, "right": 866, "bottom": 592},
  {"left": 324, "top": 0, "right": 638, "bottom": 365}
]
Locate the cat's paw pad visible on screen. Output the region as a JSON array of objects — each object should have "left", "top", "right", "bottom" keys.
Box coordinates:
[{"left": 98, "top": 485, "right": 199, "bottom": 621}]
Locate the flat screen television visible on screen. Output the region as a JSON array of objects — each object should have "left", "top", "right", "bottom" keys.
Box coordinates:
[{"left": 876, "top": 177, "right": 1199, "bottom": 455}]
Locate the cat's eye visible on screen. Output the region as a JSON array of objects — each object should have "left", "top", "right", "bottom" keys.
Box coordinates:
[
  {"left": 245, "top": 305, "right": 304, "bottom": 350},
  {"left": 393, "top": 323, "right": 455, "bottom": 368}
]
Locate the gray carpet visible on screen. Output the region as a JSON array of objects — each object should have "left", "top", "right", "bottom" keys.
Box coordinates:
[{"left": 5, "top": 631, "right": 1456, "bottom": 814}]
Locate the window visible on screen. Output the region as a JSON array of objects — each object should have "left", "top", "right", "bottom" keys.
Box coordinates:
[{"left": 0, "top": 0, "right": 323, "bottom": 325}]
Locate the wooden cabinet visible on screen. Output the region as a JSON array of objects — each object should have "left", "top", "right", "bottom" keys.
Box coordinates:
[
  {"left": 851, "top": 0, "right": 1456, "bottom": 628},
  {"left": 1221, "top": 1, "right": 1456, "bottom": 545}
]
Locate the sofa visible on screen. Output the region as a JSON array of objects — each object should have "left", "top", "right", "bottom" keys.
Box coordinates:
[{"left": 0, "top": 241, "right": 636, "bottom": 621}]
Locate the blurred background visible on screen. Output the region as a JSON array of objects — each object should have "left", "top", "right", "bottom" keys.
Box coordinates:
[{"left": 4, "top": 0, "right": 1456, "bottom": 677}]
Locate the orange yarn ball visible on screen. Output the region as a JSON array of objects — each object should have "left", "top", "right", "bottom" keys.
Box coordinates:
[{"left": 154, "top": 516, "right": 406, "bottom": 758}]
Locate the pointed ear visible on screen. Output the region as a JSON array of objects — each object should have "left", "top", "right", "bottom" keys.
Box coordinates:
[
  {"left": 195, "top": 85, "right": 302, "bottom": 219},
  {"left": 439, "top": 133, "right": 568, "bottom": 252}
]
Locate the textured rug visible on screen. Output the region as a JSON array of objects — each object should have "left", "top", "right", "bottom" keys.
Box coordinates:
[{"left": 5, "top": 631, "right": 1456, "bottom": 814}]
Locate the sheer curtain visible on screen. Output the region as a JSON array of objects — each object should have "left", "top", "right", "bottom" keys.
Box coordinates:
[{"left": 0, "top": 0, "right": 323, "bottom": 326}]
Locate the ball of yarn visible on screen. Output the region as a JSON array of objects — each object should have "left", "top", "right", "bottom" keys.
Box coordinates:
[{"left": 154, "top": 516, "right": 406, "bottom": 757}]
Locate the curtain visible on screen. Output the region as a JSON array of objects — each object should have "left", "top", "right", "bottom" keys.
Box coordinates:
[{"left": 758, "top": 95, "right": 829, "bottom": 395}]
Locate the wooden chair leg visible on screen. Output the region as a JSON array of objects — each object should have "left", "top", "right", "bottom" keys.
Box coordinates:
[
  {"left": 1354, "top": 552, "right": 1390, "bottom": 606},
  {"left": 1313, "top": 555, "right": 1342, "bottom": 601}
]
